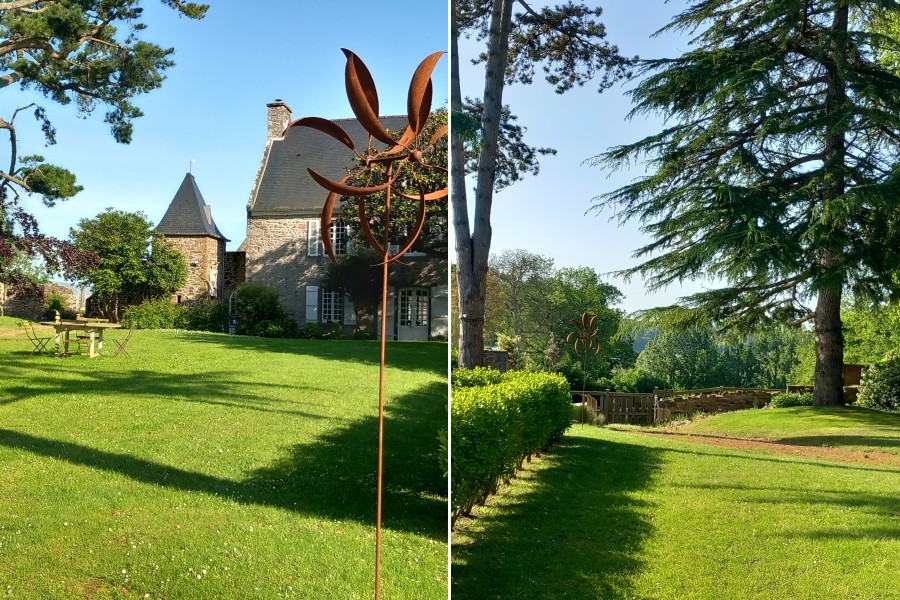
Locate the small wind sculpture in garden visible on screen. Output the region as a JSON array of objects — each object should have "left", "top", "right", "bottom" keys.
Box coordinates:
[
  {"left": 287, "top": 48, "right": 447, "bottom": 600},
  {"left": 566, "top": 313, "right": 602, "bottom": 428}
]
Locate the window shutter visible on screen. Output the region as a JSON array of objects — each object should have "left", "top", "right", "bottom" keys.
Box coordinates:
[
  {"left": 305, "top": 285, "right": 319, "bottom": 322},
  {"left": 430, "top": 285, "right": 449, "bottom": 338},
  {"left": 344, "top": 294, "right": 356, "bottom": 325},
  {"left": 307, "top": 220, "right": 321, "bottom": 257},
  {"left": 345, "top": 224, "right": 354, "bottom": 254}
]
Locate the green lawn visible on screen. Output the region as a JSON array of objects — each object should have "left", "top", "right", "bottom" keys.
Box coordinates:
[
  {"left": 0, "top": 321, "right": 447, "bottom": 599},
  {"left": 675, "top": 406, "right": 900, "bottom": 454},
  {"left": 452, "top": 426, "right": 900, "bottom": 600}
]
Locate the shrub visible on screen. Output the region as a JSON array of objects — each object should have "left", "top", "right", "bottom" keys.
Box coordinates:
[
  {"left": 769, "top": 391, "right": 813, "bottom": 408},
  {"left": 572, "top": 402, "right": 601, "bottom": 425},
  {"left": 232, "top": 283, "right": 297, "bottom": 338},
  {"left": 438, "top": 427, "right": 448, "bottom": 479},
  {"left": 353, "top": 329, "right": 376, "bottom": 340},
  {"left": 452, "top": 366, "right": 504, "bottom": 388},
  {"left": 301, "top": 322, "right": 340, "bottom": 340},
  {"left": 857, "top": 354, "right": 900, "bottom": 412},
  {"left": 43, "top": 293, "right": 77, "bottom": 320},
  {"left": 180, "top": 299, "right": 229, "bottom": 333},
  {"left": 605, "top": 368, "right": 669, "bottom": 393},
  {"left": 122, "top": 298, "right": 184, "bottom": 329},
  {"left": 451, "top": 370, "right": 570, "bottom": 523}
]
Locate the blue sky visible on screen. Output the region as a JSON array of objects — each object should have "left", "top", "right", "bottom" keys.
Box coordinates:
[
  {"left": 455, "top": 1, "right": 723, "bottom": 314},
  {"left": 15, "top": 0, "right": 448, "bottom": 252}
]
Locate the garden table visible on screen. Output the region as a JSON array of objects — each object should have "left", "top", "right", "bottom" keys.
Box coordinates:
[{"left": 39, "top": 321, "right": 122, "bottom": 358}]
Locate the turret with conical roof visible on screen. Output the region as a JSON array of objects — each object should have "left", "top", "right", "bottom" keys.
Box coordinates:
[{"left": 157, "top": 173, "right": 228, "bottom": 302}]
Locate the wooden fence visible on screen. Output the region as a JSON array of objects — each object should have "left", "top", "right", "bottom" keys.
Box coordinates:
[
  {"left": 573, "top": 391, "right": 655, "bottom": 425},
  {"left": 573, "top": 386, "right": 784, "bottom": 426}
]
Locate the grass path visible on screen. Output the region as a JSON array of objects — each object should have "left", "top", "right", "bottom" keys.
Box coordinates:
[{"left": 452, "top": 425, "right": 900, "bottom": 600}]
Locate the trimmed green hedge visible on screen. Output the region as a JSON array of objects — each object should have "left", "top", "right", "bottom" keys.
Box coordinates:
[
  {"left": 451, "top": 366, "right": 504, "bottom": 388},
  {"left": 121, "top": 298, "right": 229, "bottom": 333},
  {"left": 451, "top": 369, "right": 570, "bottom": 523},
  {"left": 769, "top": 391, "right": 813, "bottom": 408}
]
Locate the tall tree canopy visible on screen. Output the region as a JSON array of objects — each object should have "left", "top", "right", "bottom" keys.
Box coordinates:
[
  {"left": 340, "top": 109, "right": 448, "bottom": 257},
  {"left": 452, "top": 0, "right": 634, "bottom": 368},
  {"left": 70, "top": 209, "right": 186, "bottom": 320},
  {"left": 486, "top": 249, "right": 634, "bottom": 376},
  {"left": 0, "top": 0, "right": 207, "bottom": 289},
  {"left": 591, "top": 0, "right": 900, "bottom": 406}
]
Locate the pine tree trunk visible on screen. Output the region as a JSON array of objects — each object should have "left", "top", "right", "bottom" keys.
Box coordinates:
[
  {"left": 450, "top": 7, "right": 483, "bottom": 368},
  {"left": 811, "top": 5, "right": 848, "bottom": 408},
  {"left": 451, "top": 0, "right": 514, "bottom": 369},
  {"left": 458, "top": 268, "right": 486, "bottom": 368},
  {"left": 813, "top": 284, "right": 844, "bottom": 407}
]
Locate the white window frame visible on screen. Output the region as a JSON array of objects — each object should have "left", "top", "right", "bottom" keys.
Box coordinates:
[
  {"left": 310, "top": 220, "right": 352, "bottom": 257},
  {"left": 399, "top": 288, "right": 429, "bottom": 327},
  {"left": 321, "top": 289, "right": 344, "bottom": 324},
  {"left": 330, "top": 221, "right": 351, "bottom": 257}
]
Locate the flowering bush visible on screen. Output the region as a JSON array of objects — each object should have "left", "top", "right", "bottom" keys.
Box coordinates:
[{"left": 858, "top": 354, "right": 900, "bottom": 412}]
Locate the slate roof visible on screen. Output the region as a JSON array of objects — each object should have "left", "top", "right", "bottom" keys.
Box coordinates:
[
  {"left": 156, "top": 173, "right": 229, "bottom": 241},
  {"left": 249, "top": 115, "right": 408, "bottom": 214}
]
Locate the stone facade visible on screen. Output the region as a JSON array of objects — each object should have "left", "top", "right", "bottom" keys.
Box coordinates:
[
  {"left": 240, "top": 215, "right": 323, "bottom": 319},
  {"left": 223, "top": 251, "right": 246, "bottom": 300},
  {"left": 227, "top": 100, "right": 449, "bottom": 340},
  {"left": 163, "top": 236, "right": 226, "bottom": 302}
]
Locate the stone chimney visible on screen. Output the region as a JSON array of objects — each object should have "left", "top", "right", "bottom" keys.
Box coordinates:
[{"left": 266, "top": 99, "right": 292, "bottom": 140}]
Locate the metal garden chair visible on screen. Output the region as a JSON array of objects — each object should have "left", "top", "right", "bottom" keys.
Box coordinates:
[
  {"left": 112, "top": 326, "right": 134, "bottom": 358},
  {"left": 22, "top": 323, "right": 52, "bottom": 357}
]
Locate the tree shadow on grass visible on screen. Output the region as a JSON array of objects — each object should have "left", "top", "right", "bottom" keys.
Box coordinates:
[
  {"left": 0, "top": 356, "right": 329, "bottom": 418},
  {"left": 0, "top": 381, "right": 446, "bottom": 538},
  {"left": 173, "top": 331, "right": 448, "bottom": 375},
  {"left": 656, "top": 444, "right": 900, "bottom": 474},
  {"left": 677, "top": 481, "right": 900, "bottom": 519},
  {"left": 775, "top": 434, "right": 900, "bottom": 451},
  {"left": 451, "top": 432, "right": 663, "bottom": 600}
]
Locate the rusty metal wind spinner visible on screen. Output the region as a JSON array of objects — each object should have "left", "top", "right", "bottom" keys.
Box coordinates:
[
  {"left": 566, "top": 313, "right": 601, "bottom": 428},
  {"left": 287, "top": 48, "right": 447, "bottom": 600}
]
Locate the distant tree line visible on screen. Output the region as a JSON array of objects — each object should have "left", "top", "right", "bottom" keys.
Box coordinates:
[{"left": 482, "top": 249, "right": 900, "bottom": 394}]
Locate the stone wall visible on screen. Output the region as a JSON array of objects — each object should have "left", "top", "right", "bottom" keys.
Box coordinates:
[
  {"left": 242, "top": 214, "right": 322, "bottom": 321},
  {"left": 241, "top": 214, "right": 449, "bottom": 333},
  {"left": 655, "top": 389, "right": 780, "bottom": 422},
  {"left": 0, "top": 283, "right": 78, "bottom": 319},
  {"left": 163, "top": 236, "right": 225, "bottom": 302},
  {"left": 483, "top": 350, "right": 509, "bottom": 372},
  {"left": 0, "top": 283, "right": 42, "bottom": 319}
]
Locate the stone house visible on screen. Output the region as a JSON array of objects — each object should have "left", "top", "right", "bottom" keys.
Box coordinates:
[
  {"left": 156, "top": 172, "right": 229, "bottom": 303},
  {"left": 233, "top": 100, "right": 448, "bottom": 340},
  {"left": 155, "top": 101, "right": 448, "bottom": 340}
]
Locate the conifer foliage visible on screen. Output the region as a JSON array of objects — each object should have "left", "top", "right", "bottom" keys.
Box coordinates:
[
  {"left": 592, "top": 0, "right": 900, "bottom": 406},
  {"left": 0, "top": 1, "right": 207, "bottom": 289}
]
